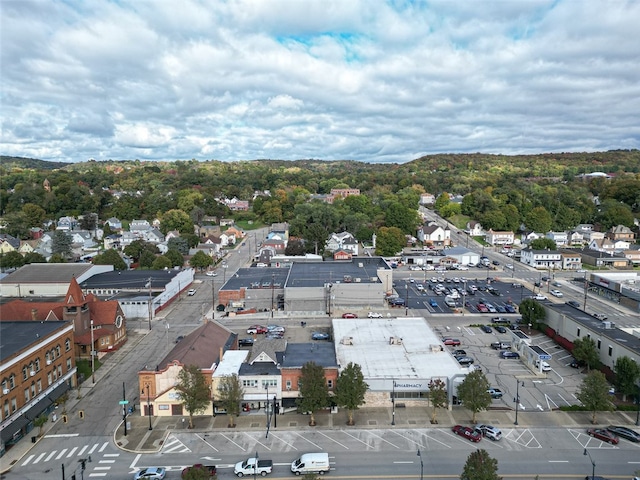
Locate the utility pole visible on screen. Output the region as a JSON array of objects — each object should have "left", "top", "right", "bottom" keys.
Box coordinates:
[
  {"left": 147, "top": 277, "right": 152, "bottom": 330},
  {"left": 122, "top": 382, "right": 127, "bottom": 436},
  {"left": 90, "top": 319, "right": 95, "bottom": 384}
]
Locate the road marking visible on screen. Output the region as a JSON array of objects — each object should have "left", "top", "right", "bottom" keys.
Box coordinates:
[
  {"left": 99, "top": 460, "right": 115, "bottom": 464},
  {"left": 557, "top": 394, "right": 572, "bottom": 406},
  {"left": 56, "top": 449, "right": 68, "bottom": 460},
  {"left": 394, "top": 461, "right": 414, "bottom": 463},
  {"left": 88, "top": 474, "right": 107, "bottom": 477},
  {"left": 45, "top": 451, "right": 57, "bottom": 462},
  {"left": 291, "top": 431, "right": 320, "bottom": 449},
  {"left": 161, "top": 436, "right": 192, "bottom": 453},
  {"left": 242, "top": 431, "right": 271, "bottom": 451},
  {"left": 103, "top": 453, "right": 120, "bottom": 457},
  {"left": 339, "top": 429, "right": 377, "bottom": 448},
  {"left": 21, "top": 454, "right": 35, "bottom": 466},
  {"left": 33, "top": 452, "right": 46, "bottom": 464},
  {"left": 195, "top": 433, "right": 219, "bottom": 452},
  {"left": 549, "top": 460, "right": 569, "bottom": 463},
  {"left": 93, "top": 467, "right": 111, "bottom": 470},
  {"left": 45, "top": 433, "right": 79, "bottom": 438},
  {"left": 88, "top": 443, "right": 99, "bottom": 455},
  {"left": 316, "top": 430, "right": 350, "bottom": 449},
  {"left": 77, "top": 445, "right": 88, "bottom": 456},
  {"left": 219, "top": 433, "right": 246, "bottom": 451},
  {"left": 266, "top": 432, "right": 297, "bottom": 450},
  {"left": 130, "top": 453, "right": 142, "bottom": 469},
  {"left": 67, "top": 446, "right": 78, "bottom": 457}
]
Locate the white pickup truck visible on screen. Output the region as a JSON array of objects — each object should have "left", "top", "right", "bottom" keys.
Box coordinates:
[{"left": 234, "top": 457, "right": 273, "bottom": 477}]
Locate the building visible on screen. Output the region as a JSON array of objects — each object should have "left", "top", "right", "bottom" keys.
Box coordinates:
[
  {"left": 417, "top": 223, "right": 451, "bottom": 248},
  {"left": 0, "top": 321, "right": 76, "bottom": 455},
  {"left": 578, "top": 248, "right": 630, "bottom": 269},
  {"left": 485, "top": 229, "right": 514, "bottom": 246},
  {"left": 325, "top": 232, "right": 359, "bottom": 256},
  {"left": 519, "top": 248, "right": 562, "bottom": 269}
]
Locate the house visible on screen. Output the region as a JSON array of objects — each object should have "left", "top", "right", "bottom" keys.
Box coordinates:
[
  {"left": 237, "top": 338, "right": 286, "bottom": 412},
  {"left": 325, "top": 232, "right": 359, "bottom": 256},
  {"left": 326, "top": 189, "right": 360, "bottom": 204},
  {"left": 622, "top": 249, "right": 640, "bottom": 265},
  {"left": 519, "top": 248, "right": 563, "bottom": 269},
  {"left": 466, "top": 221, "right": 483, "bottom": 236},
  {"left": 18, "top": 240, "right": 39, "bottom": 256},
  {"left": 219, "top": 218, "right": 234, "bottom": 227},
  {"left": 270, "top": 223, "right": 290, "bottom": 242},
  {"left": 420, "top": 193, "right": 436, "bottom": 205},
  {"left": 29, "top": 228, "right": 44, "bottom": 240},
  {"left": 56, "top": 216, "right": 77, "bottom": 231},
  {"left": 588, "top": 238, "right": 616, "bottom": 253},
  {"left": 545, "top": 231, "right": 568, "bottom": 246},
  {"left": 103, "top": 234, "right": 122, "bottom": 250},
  {"left": 224, "top": 225, "right": 245, "bottom": 240},
  {"left": 145, "top": 228, "right": 165, "bottom": 244},
  {"left": 485, "top": 229, "right": 514, "bottom": 246},
  {"left": 417, "top": 222, "right": 451, "bottom": 248},
  {"left": 559, "top": 250, "right": 583, "bottom": 270},
  {"left": 104, "top": 217, "right": 122, "bottom": 230},
  {"left": 578, "top": 248, "right": 630, "bottom": 269},
  {"left": 567, "top": 230, "right": 585, "bottom": 246},
  {"left": 606, "top": 225, "right": 635, "bottom": 242},
  {"left": 129, "top": 219, "right": 151, "bottom": 232},
  {"left": 333, "top": 249, "right": 353, "bottom": 261},
  {"left": 0, "top": 234, "right": 20, "bottom": 254},
  {"left": 224, "top": 197, "right": 250, "bottom": 211}
]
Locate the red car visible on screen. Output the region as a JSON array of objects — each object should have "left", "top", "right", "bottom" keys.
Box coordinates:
[
  {"left": 587, "top": 428, "right": 619, "bottom": 444},
  {"left": 452, "top": 425, "right": 482, "bottom": 442},
  {"left": 342, "top": 313, "right": 358, "bottom": 318},
  {"left": 247, "top": 325, "right": 268, "bottom": 334},
  {"left": 442, "top": 338, "right": 461, "bottom": 346}
]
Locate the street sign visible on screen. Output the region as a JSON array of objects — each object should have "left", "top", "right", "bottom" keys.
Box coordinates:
[
  {"left": 539, "top": 354, "right": 551, "bottom": 360},
  {"left": 119, "top": 400, "right": 129, "bottom": 405}
]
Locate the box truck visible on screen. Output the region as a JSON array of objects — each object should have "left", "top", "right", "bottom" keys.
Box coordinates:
[{"left": 291, "top": 452, "right": 330, "bottom": 475}]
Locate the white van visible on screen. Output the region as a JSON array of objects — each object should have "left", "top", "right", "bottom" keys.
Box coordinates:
[
  {"left": 535, "top": 359, "right": 551, "bottom": 372},
  {"left": 291, "top": 452, "right": 330, "bottom": 475}
]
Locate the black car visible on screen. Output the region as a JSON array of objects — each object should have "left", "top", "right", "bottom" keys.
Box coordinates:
[
  {"left": 495, "top": 325, "right": 507, "bottom": 333},
  {"left": 566, "top": 300, "right": 581, "bottom": 308},
  {"left": 480, "top": 325, "right": 492, "bottom": 333},
  {"left": 238, "top": 338, "right": 254, "bottom": 347},
  {"left": 311, "top": 332, "right": 330, "bottom": 341},
  {"left": 606, "top": 425, "right": 640, "bottom": 442},
  {"left": 452, "top": 349, "right": 467, "bottom": 356},
  {"left": 175, "top": 335, "right": 185, "bottom": 343}
]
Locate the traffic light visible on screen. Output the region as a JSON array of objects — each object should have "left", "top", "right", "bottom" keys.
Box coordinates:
[
  {"left": 79, "top": 410, "right": 85, "bottom": 419},
  {"left": 81, "top": 459, "right": 86, "bottom": 470},
  {"left": 62, "top": 414, "right": 68, "bottom": 423}
]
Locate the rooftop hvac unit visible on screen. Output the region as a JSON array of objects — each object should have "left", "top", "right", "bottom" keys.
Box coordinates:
[
  {"left": 389, "top": 336, "right": 403, "bottom": 345},
  {"left": 358, "top": 263, "right": 364, "bottom": 268},
  {"left": 355, "top": 278, "right": 361, "bottom": 283},
  {"left": 341, "top": 336, "right": 354, "bottom": 345}
]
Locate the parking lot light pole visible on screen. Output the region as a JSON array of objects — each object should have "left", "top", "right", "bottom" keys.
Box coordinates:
[
  {"left": 405, "top": 284, "right": 409, "bottom": 316},
  {"left": 391, "top": 379, "right": 396, "bottom": 426},
  {"left": 583, "top": 448, "right": 595, "bottom": 480},
  {"left": 514, "top": 379, "right": 524, "bottom": 425},
  {"left": 417, "top": 449, "right": 424, "bottom": 480}
]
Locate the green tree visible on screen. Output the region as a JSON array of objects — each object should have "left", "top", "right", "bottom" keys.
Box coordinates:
[
  {"left": 124, "top": 240, "right": 157, "bottom": 262},
  {"left": 0, "top": 251, "right": 25, "bottom": 269},
  {"left": 176, "top": 365, "right": 211, "bottom": 429},
  {"left": 460, "top": 448, "right": 501, "bottom": 480},
  {"left": 576, "top": 370, "right": 614, "bottom": 424},
  {"left": 429, "top": 378, "right": 448, "bottom": 424},
  {"left": 613, "top": 356, "right": 640, "bottom": 401},
  {"left": 457, "top": 369, "right": 491, "bottom": 423},
  {"left": 151, "top": 255, "right": 173, "bottom": 270},
  {"left": 160, "top": 209, "right": 194, "bottom": 235},
  {"left": 139, "top": 249, "right": 157, "bottom": 268},
  {"left": 384, "top": 202, "right": 419, "bottom": 234},
  {"left": 34, "top": 413, "right": 49, "bottom": 437},
  {"left": 22, "top": 203, "right": 47, "bottom": 228},
  {"left": 165, "top": 249, "right": 185, "bottom": 268},
  {"left": 181, "top": 465, "right": 216, "bottom": 480},
  {"left": 168, "top": 237, "right": 190, "bottom": 255},
  {"left": 333, "top": 362, "right": 368, "bottom": 426},
  {"left": 529, "top": 238, "right": 557, "bottom": 250},
  {"left": 285, "top": 239, "right": 306, "bottom": 256},
  {"left": 51, "top": 230, "right": 72, "bottom": 259},
  {"left": 189, "top": 251, "right": 213, "bottom": 271},
  {"left": 525, "top": 206, "right": 552, "bottom": 233},
  {"left": 216, "top": 374, "right": 244, "bottom": 428},
  {"left": 439, "top": 202, "right": 461, "bottom": 219},
  {"left": 48, "top": 253, "right": 67, "bottom": 263},
  {"left": 93, "top": 249, "right": 127, "bottom": 270},
  {"left": 375, "top": 226, "right": 405, "bottom": 256},
  {"left": 23, "top": 252, "right": 47, "bottom": 264},
  {"left": 572, "top": 337, "right": 600, "bottom": 371},
  {"left": 518, "top": 298, "right": 546, "bottom": 329},
  {"left": 297, "top": 361, "right": 330, "bottom": 426},
  {"left": 56, "top": 391, "right": 70, "bottom": 414},
  {"left": 434, "top": 192, "right": 451, "bottom": 212}
]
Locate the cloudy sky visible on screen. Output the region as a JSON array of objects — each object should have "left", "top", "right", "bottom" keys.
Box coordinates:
[{"left": 2, "top": 0, "right": 639, "bottom": 164}]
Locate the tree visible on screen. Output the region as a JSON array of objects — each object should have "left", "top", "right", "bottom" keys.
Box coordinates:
[
  {"left": 285, "top": 239, "right": 306, "bottom": 256},
  {"left": 138, "top": 249, "right": 157, "bottom": 269},
  {"left": 216, "top": 374, "right": 244, "bottom": 428},
  {"left": 189, "top": 251, "right": 213, "bottom": 271},
  {"left": 572, "top": 337, "right": 600, "bottom": 371},
  {"left": 434, "top": 192, "right": 451, "bottom": 212},
  {"left": 333, "top": 362, "right": 368, "bottom": 425},
  {"left": 23, "top": 252, "right": 47, "bottom": 264},
  {"left": 182, "top": 465, "right": 217, "bottom": 480},
  {"left": 51, "top": 230, "right": 72, "bottom": 260},
  {"left": 93, "top": 249, "right": 127, "bottom": 270},
  {"left": 375, "top": 226, "right": 406, "bottom": 256},
  {"left": 429, "top": 378, "right": 448, "bottom": 424},
  {"left": 576, "top": 370, "right": 614, "bottom": 424},
  {"left": 167, "top": 237, "right": 190, "bottom": 255},
  {"left": 518, "top": 298, "right": 546, "bottom": 329},
  {"left": 165, "top": 249, "right": 184, "bottom": 268},
  {"left": 34, "top": 413, "right": 49, "bottom": 437},
  {"left": 297, "top": 361, "right": 330, "bottom": 426},
  {"left": 613, "top": 356, "right": 640, "bottom": 401},
  {"left": 0, "top": 251, "right": 25, "bottom": 269},
  {"left": 529, "top": 238, "right": 557, "bottom": 250},
  {"left": 160, "top": 209, "right": 194, "bottom": 235},
  {"left": 56, "top": 391, "right": 69, "bottom": 414},
  {"left": 457, "top": 369, "right": 491, "bottom": 423},
  {"left": 175, "top": 365, "right": 211, "bottom": 429},
  {"left": 22, "top": 203, "right": 47, "bottom": 228},
  {"left": 525, "top": 206, "right": 552, "bottom": 233},
  {"left": 460, "top": 449, "right": 501, "bottom": 480},
  {"left": 48, "top": 253, "right": 67, "bottom": 263}
]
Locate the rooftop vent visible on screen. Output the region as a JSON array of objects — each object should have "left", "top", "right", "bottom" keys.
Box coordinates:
[
  {"left": 389, "top": 336, "right": 403, "bottom": 345},
  {"left": 341, "top": 336, "right": 354, "bottom": 345}
]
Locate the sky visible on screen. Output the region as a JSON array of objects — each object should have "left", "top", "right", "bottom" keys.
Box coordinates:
[{"left": 1, "top": 0, "right": 639, "bottom": 164}]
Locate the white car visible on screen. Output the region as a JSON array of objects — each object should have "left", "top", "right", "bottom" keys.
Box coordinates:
[
  {"left": 533, "top": 294, "right": 547, "bottom": 300},
  {"left": 550, "top": 289, "right": 563, "bottom": 297},
  {"left": 187, "top": 289, "right": 196, "bottom": 296},
  {"left": 205, "top": 271, "right": 217, "bottom": 276},
  {"left": 367, "top": 312, "right": 383, "bottom": 318}
]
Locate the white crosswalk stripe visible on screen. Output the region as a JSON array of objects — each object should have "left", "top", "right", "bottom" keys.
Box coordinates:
[
  {"left": 21, "top": 442, "right": 113, "bottom": 466},
  {"left": 161, "top": 435, "right": 191, "bottom": 453}
]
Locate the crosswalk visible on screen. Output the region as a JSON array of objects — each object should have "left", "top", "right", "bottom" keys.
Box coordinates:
[
  {"left": 21, "top": 441, "right": 118, "bottom": 477},
  {"left": 161, "top": 434, "right": 191, "bottom": 453}
]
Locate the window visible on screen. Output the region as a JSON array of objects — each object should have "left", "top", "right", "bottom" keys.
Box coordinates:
[
  {"left": 286, "top": 380, "right": 292, "bottom": 390},
  {"left": 23, "top": 367, "right": 28, "bottom": 381},
  {"left": 65, "top": 339, "right": 71, "bottom": 351},
  {"left": 55, "top": 346, "right": 61, "bottom": 357},
  {"left": 597, "top": 340, "right": 601, "bottom": 350},
  {"left": 35, "top": 358, "right": 41, "bottom": 371},
  {"left": 327, "top": 380, "right": 333, "bottom": 389},
  {"left": 45, "top": 352, "right": 50, "bottom": 363},
  {"left": 57, "top": 365, "right": 62, "bottom": 377},
  {"left": 66, "top": 358, "right": 72, "bottom": 370},
  {"left": 608, "top": 346, "right": 613, "bottom": 356},
  {"left": 3, "top": 400, "right": 9, "bottom": 418},
  {"left": 242, "top": 379, "right": 257, "bottom": 388},
  {"left": 11, "top": 398, "right": 17, "bottom": 412},
  {"left": 577, "top": 328, "right": 581, "bottom": 337},
  {"left": 1, "top": 380, "right": 6, "bottom": 392},
  {"left": 37, "top": 380, "right": 42, "bottom": 393},
  {"left": 31, "top": 383, "right": 35, "bottom": 396},
  {"left": 24, "top": 388, "right": 30, "bottom": 402},
  {"left": 48, "top": 372, "right": 53, "bottom": 385},
  {"left": 9, "top": 374, "right": 15, "bottom": 389}
]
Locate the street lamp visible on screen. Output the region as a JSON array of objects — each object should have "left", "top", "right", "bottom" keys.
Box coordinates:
[
  {"left": 417, "top": 449, "right": 424, "bottom": 480},
  {"left": 143, "top": 385, "right": 152, "bottom": 430},
  {"left": 514, "top": 379, "right": 524, "bottom": 425},
  {"left": 254, "top": 451, "right": 259, "bottom": 480},
  {"left": 265, "top": 383, "right": 271, "bottom": 438},
  {"left": 405, "top": 284, "right": 409, "bottom": 316},
  {"left": 583, "top": 448, "right": 595, "bottom": 480},
  {"left": 391, "top": 379, "right": 396, "bottom": 426},
  {"left": 90, "top": 319, "right": 95, "bottom": 384},
  {"left": 271, "top": 273, "right": 275, "bottom": 318}
]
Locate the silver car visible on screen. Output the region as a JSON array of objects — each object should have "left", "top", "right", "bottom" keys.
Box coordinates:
[{"left": 475, "top": 424, "right": 502, "bottom": 441}]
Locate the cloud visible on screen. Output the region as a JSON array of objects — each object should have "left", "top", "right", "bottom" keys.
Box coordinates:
[{"left": 0, "top": 0, "right": 638, "bottom": 164}]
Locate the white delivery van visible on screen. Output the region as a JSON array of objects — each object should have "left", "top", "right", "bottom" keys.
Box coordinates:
[{"left": 291, "top": 452, "right": 330, "bottom": 475}]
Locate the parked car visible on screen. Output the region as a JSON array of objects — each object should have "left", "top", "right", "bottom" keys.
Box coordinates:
[
  {"left": 487, "top": 388, "right": 503, "bottom": 399},
  {"left": 442, "top": 338, "right": 461, "bottom": 346},
  {"left": 566, "top": 300, "right": 581, "bottom": 308},
  {"left": 187, "top": 289, "right": 196, "bottom": 296},
  {"left": 238, "top": 338, "right": 254, "bottom": 347},
  {"left": 587, "top": 428, "right": 619, "bottom": 444},
  {"left": 569, "top": 358, "right": 582, "bottom": 368},
  {"left": 367, "top": 312, "right": 383, "bottom": 318},
  {"left": 491, "top": 316, "right": 509, "bottom": 324},
  {"left": 455, "top": 356, "right": 474, "bottom": 366},
  {"left": 532, "top": 294, "right": 547, "bottom": 300},
  {"left": 593, "top": 313, "right": 608, "bottom": 321},
  {"left": 475, "top": 424, "right": 502, "bottom": 441},
  {"left": 495, "top": 325, "right": 507, "bottom": 333},
  {"left": 480, "top": 325, "right": 492, "bottom": 333},
  {"left": 452, "top": 349, "right": 466, "bottom": 356},
  {"left": 550, "top": 289, "right": 563, "bottom": 297},
  {"left": 452, "top": 425, "right": 482, "bottom": 442},
  {"left": 175, "top": 335, "right": 185, "bottom": 343},
  {"left": 267, "top": 324, "right": 285, "bottom": 333},
  {"left": 606, "top": 425, "right": 640, "bottom": 442},
  {"left": 342, "top": 313, "right": 358, "bottom": 318},
  {"left": 477, "top": 303, "right": 489, "bottom": 313},
  {"left": 500, "top": 351, "right": 520, "bottom": 359},
  {"left": 504, "top": 304, "right": 517, "bottom": 313},
  {"left": 311, "top": 332, "right": 330, "bottom": 340},
  {"left": 429, "top": 298, "right": 439, "bottom": 308},
  {"left": 205, "top": 271, "right": 218, "bottom": 277},
  {"left": 134, "top": 467, "right": 166, "bottom": 480},
  {"left": 491, "top": 341, "right": 511, "bottom": 350},
  {"left": 247, "top": 325, "right": 268, "bottom": 334}
]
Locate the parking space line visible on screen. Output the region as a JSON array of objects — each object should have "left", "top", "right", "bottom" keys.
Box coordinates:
[
  {"left": 219, "top": 433, "right": 246, "bottom": 452},
  {"left": 266, "top": 432, "right": 297, "bottom": 450},
  {"left": 242, "top": 432, "right": 271, "bottom": 451},
  {"left": 338, "top": 430, "right": 377, "bottom": 448},
  {"left": 365, "top": 430, "right": 402, "bottom": 449},
  {"left": 316, "top": 430, "right": 350, "bottom": 449},
  {"left": 544, "top": 394, "right": 559, "bottom": 410},
  {"left": 195, "top": 433, "right": 219, "bottom": 452},
  {"left": 292, "top": 431, "right": 322, "bottom": 449}
]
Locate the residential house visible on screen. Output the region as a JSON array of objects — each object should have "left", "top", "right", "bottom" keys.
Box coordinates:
[
  {"left": 103, "top": 234, "right": 122, "bottom": 250},
  {"left": 129, "top": 219, "right": 151, "bottom": 233},
  {"left": 567, "top": 230, "right": 585, "bottom": 246},
  {"left": 622, "top": 249, "right": 640, "bottom": 265},
  {"left": 606, "top": 225, "right": 636, "bottom": 243},
  {"left": 220, "top": 218, "right": 235, "bottom": 227},
  {"left": 104, "top": 217, "right": 122, "bottom": 231},
  {"left": 485, "top": 229, "right": 514, "bottom": 246},
  {"left": 417, "top": 222, "right": 451, "bottom": 248},
  {"left": 18, "top": 240, "right": 39, "bottom": 256},
  {"left": 145, "top": 228, "right": 165, "bottom": 244},
  {"left": 325, "top": 232, "right": 359, "bottom": 256},
  {"left": 198, "top": 224, "right": 221, "bottom": 238},
  {"left": 545, "top": 231, "right": 568, "bottom": 247},
  {"left": 237, "top": 338, "right": 286, "bottom": 412},
  {"left": 224, "top": 225, "right": 245, "bottom": 240},
  {"left": 326, "top": 188, "right": 360, "bottom": 204},
  {"left": 56, "top": 216, "right": 77, "bottom": 231},
  {"left": 588, "top": 238, "right": 616, "bottom": 253},
  {"left": 261, "top": 237, "right": 286, "bottom": 255},
  {"left": 466, "top": 221, "right": 483, "bottom": 236},
  {"left": 270, "top": 223, "right": 290, "bottom": 242},
  {"left": 29, "top": 228, "right": 44, "bottom": 240},
  {"left": 419, "top": 193, "right": 436, "bottom": 205},
  {"left": 224, "top": 198, "right": 250, "bottom": 211},
  {"left": 0, "top": 234, "right": 20, "bottom": 254},
  {"left": 559, "top": 250, "right": 583, "bottom": 270},
  {"left": 578, "top": 248, "right": 630, "bottom": 269},
  {"left": 519, "top": 248, "right": 563, "bottom": 269}
]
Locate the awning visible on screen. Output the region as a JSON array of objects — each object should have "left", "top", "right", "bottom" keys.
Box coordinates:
[
  {"left": 0, "top": 415, "right": 30, "bottom": 444},
  {"left": 24, "top": 396, "right": 53, "bottom": 421},
  {"left": 47, "top": 382, "right": 71, "bottom": 403}
]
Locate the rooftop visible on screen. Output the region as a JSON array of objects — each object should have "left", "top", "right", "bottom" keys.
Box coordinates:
[{"left": 1, "top": 321, "right": 70, "bottom": 363}]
